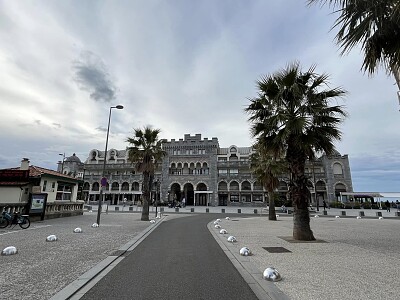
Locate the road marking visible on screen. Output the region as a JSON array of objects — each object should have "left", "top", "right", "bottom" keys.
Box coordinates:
[{"left": 0, "top": 224, "right": 52, "bottom": 236}]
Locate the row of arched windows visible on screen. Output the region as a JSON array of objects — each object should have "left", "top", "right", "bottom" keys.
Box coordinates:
[
  {"left": 83, "top": 181, "right": 141, "bottom": 191},
  {"left": 170, "top": 162, "right": 209, "bottom": 175}
]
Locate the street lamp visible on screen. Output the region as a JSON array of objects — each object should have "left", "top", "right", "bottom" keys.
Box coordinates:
[
  {"left": 59, "top": 153, "right": 65, "bottom": 174},
  {"left": 155, "top": 179, "right": 160, "bottom": 218},
  {"left": 97, "top": 105, "right": 124, "bottom": 225}
]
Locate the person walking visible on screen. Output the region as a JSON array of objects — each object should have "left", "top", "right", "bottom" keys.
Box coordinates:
[
  {"left": 385, "top": 200, "right": 390, "bottom": 212},
  {"left": 396, "top": 200, "right": 400, "bottom": 212},
  {"left": 182, "top": 197, "right": 186, "bottom": 208},
  {"left": 323, "top": 200, "right": 327, "bottom": 211}
]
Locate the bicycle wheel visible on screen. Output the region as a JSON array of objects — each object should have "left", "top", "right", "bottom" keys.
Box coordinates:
[
  {"left": 0, "top": 217, "right": 9, "bottom": 228},
  {"left": 19, "top": 217, "right": 30, "bottom": 229}
]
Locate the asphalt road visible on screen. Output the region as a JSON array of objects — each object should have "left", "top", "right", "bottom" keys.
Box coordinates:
[{"left": 81, "top": 214, "right": 259, "bottom": 300}]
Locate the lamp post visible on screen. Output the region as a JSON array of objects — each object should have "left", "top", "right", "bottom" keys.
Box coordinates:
[
  {"left": 59, "top": 153, "right": 65, "bottom": 174},
  {"left": 97, "top": 105, "right": 124, "bottom": 225},
  {"left": 155, "top": 179, "right": 160, "bottom": 218}
]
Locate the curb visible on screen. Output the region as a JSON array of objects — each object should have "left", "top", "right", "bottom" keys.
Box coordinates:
[
  {"left": 50, "top": 216, "right": 167, "bottom": 300},
  {"left": 207, "top": 221, "right": 290, "bottom": 300}
]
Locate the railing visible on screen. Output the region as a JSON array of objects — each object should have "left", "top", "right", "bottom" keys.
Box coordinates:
[
  {"left": 0, "top": 203, "right": 28, "bottom": 214},
  {"left": 0, "top": 202, "right": 84, "bottom": 220},
  {"left": 45, "top": 201, "right": 84, "bottom": 215}
]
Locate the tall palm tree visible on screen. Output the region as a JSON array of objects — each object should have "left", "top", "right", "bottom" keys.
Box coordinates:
[
  {"left": 245, "top": 62, "right": 347, "bottom": 240},
  {"left": 126, "top": 126, "right": 165, "bottom": 221},
  {"left": 308, "top": 0, "right": 400, "bottom": 88},
  {"left": 250, "top": 143, "right": 287, "bottom": 221}
]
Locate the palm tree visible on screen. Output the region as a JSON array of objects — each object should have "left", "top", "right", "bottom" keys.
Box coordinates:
[
  {"left": 308, "top": 0, "right": 400, "bottom": 88},
  {"left": 250, "top": 143, "right": 287, "bottom": 221},
  {"left": 126, "top": 126, "right": 165, "bottom": 221},
  {"left": 245, "top": 62, "right": 347, "bottom": 240}
]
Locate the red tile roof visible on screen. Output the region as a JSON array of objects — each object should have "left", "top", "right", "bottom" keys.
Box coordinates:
[{"left": 8, "top": 166, "right": 79, "bottom": 181}]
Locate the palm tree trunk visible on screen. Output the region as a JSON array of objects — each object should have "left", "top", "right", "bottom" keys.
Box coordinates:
[
  {"left": 268, "top": 191, "right": 277, "bottom": 221},
  {"left": 292, "top": 184, "right": 315, "bottom": 240},
  {"left": 287, "top": 140, "right": 316, "bottom": 241},
  {"left": 141, "top": 171, "right": 150, "bottom": 221}
]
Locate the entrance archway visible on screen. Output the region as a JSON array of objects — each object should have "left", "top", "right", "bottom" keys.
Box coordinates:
[
  {"left": 183, "top": 183, "right": 194, "bottom": 205},
  {"left": 170, "top": 183, "right": 182, "bottom": 203},
  {"left": 335, "top": 183, "right": 347, "bottom": 200},
  {"left": 196, "top": 183, "right": 208, "bottom": 206}
]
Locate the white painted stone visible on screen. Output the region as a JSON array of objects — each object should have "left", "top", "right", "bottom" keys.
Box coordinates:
[
  {"left": 219, "top": 229, "right": 227, "bottom": 234},
  {"left": 263, "top": 267, "right": 282, "bottom": 282},
  {"left": 46, "top": 235, "right": 57, "bottom": 242},
  {"left": 73, "top": 227, "right": 82, "bottom": 233},
  {"left": 227, "top": 236, "right": 237, "bottom": 243},
  {"left": 91, "top": 223, "right": 99, "bottom": 228},
  {"left": 1, "top": 246, "right": 18, "bottom": 256},
  {"left": 239, "top": 247, "right": 251, "bottom": 256}
]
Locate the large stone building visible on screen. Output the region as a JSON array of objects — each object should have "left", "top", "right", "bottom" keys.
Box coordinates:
[{"left": 65, "top": 134, "right": 353, "bottom": 207}]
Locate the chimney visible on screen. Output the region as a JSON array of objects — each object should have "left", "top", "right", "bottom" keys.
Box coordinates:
[{"left": 20, "top": 158, "right": 30, "bottom": 170}]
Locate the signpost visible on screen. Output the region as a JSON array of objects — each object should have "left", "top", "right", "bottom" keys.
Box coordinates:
[{"left": 29, "top": 193, "right": 48, "bottom": 221}]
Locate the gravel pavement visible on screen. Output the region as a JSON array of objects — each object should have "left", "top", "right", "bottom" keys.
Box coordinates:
[
  {"left": 0, "top": 212, "right": 151, "bottom": 300},
  {"left": 211, "top": 213, "right": 400, "bottom": 300}
]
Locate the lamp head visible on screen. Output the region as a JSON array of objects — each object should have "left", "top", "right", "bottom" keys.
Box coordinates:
[{"left": 115, "top": 105, "right": 124, "bottom": 109}]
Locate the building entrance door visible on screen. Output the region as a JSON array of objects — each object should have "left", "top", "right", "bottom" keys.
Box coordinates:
[
  {"left": 218, "top": 194, "right": 228, "bottom": 206},
  {"left": 197, "top": 194, "right": 207, "bottom": 206}
]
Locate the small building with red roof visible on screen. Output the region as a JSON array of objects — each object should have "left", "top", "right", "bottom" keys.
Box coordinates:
[{"left": 0, "top": 158, "right": 81, "bottom": 215}]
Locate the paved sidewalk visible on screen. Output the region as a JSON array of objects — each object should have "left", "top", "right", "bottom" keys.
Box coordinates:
[{"left": 211, "top": 214, "right": 400, "bottom": 300}]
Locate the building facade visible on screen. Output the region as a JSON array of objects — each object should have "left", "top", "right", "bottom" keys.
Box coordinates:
[{"left": 66, "top": 134, "right": 353, "bottom": 207}]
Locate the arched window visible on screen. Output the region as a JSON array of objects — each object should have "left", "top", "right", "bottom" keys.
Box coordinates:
[
  {"left": 92, "top": 182, "right": 100, "bottom": 191},
  {"left": 241, "top": 181, "right": 251, "bottom": 190},
  {"left": 253, "top": 181, "right": 263, "bottom": 191},
  {"left": 121, "top": 182, "right": 129, "bottom": 191},
  {"left": 111, "top": 182, "right": 119, "bottom": 190},
  {"left": 218, "top": 181, "right": 228, "bottom": 191},
  {"left": 196, "top": 183, "right": 207, "bottom": 191},
  {"left": 230, "top": 181, "right": 239, "bottom": 191},
  {"left": 333, "top": 163, "right": 343, "bottom": 175},
  {"left": 132, "top": 182, "right": 140, "bottom": 191},
  {"left": 316, "top": 181, "right": 326, "bottom": 191}
]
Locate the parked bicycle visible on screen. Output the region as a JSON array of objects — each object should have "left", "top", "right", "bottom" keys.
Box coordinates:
[{"left": 0, "top": 208, "right": 30, "bottom": 229}]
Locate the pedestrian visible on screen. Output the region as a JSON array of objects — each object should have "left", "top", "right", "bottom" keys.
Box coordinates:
[
  {"left": 323, "top": 200, "right": 327, "bottom": 211},
  {"left": 182, "top": 197, "right": 186, "bottom": 208},
  {"left": 385, "top": 200, "right": 390, "bottom": 212},
  {"left": 396, "top": 200, "right": 400, "bottom": 212}
]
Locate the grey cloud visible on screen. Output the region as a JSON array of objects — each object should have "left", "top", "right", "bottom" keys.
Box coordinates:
[
  {"left": 95, "top": 126, "right": 107, "bottom": 132},
  {"left": 52, "top": 123, "right": 61, "bottom": 128},
  {"left": 72, "top": 50, "right": 117, "bottom": 103}
]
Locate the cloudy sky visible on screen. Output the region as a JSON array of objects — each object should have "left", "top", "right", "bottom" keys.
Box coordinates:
[{"left": 0, "top": 1, "right": 399, "bottom": 192}]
